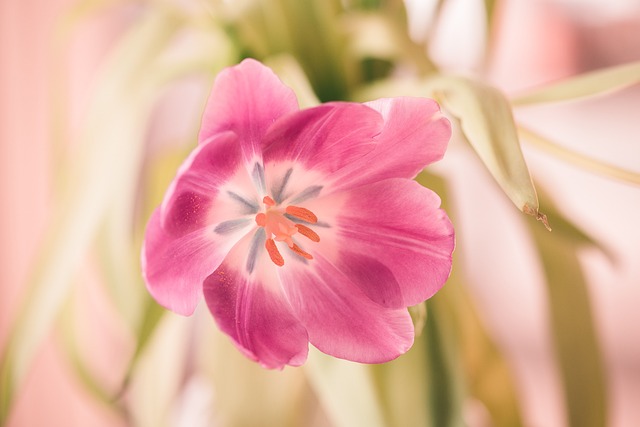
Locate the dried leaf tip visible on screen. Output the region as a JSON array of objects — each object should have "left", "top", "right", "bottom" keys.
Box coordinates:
[{"left": 524, "top": 203, "right": 552, "bottom": 231}]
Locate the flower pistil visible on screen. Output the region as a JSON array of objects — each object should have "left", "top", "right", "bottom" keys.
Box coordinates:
[{"left": 255, "top": 195, "right": 320, "bottom": 266}]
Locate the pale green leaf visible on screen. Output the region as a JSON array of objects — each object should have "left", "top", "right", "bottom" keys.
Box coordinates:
[
  {"left": 518, "top": 125, "right": 640, "bottom": 186},
  {"left": 58, "top": 294, "right": 126, "bottom": 417},
  {"left": 424, "top": 298, "right": 466, "bottom": 427},
  {"left": 264, "top": 54, "right": 320, "bottom": 108},
  {"left": 530, "top": 192, "right": 608, "bottom": 427},
  {"left": 277, "top": 0, "right": 355, "bottom": 101},
  {"left": 343, "top": 13, "right": 401, "bottom": 61},
  {"left": 512, "top": 61, "right": 640, "bottom": 106},
  {"left": 426, "top": 75, "right": 549, "bottom": 228},
  {"left": 417, "top": 171, "right": 524, "bottom": 426},
  {"left": 224, "top": 0, "right": 355, "bottom": 100},
  {"left": 305, "top": 349, "right": 387, "bottom": 427},
  {"left": 343, "top": 9, "right": 436, "bottom": 76},
  {"left": 533, "top": 187, "right": 611, "bottom": 259},
  {"left": 116, "top": 296, "right": 166, "bottom": 398},
  {"left": 126, "top": 314, "right": 192, "bottom": 427},
  {"left": 197, "top": 322, "right": 311, "bottom": 427},
  {"left": 369, "top": 305, "right": 430, "bottom": 427},
  {"left": 437, "top": 276, "right": 524, "bottom": 427},
  {"left": 353, "top": 75, "right": 426, "bottom": 101}
]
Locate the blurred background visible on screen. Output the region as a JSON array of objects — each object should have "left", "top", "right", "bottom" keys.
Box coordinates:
[{"left": 1, "top": 0, "right": 639, "bottom": 426}]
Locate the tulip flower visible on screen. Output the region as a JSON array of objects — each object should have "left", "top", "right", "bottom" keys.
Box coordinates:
[{"left": 142, "top": 59, "right": 455, "bottom": 369}]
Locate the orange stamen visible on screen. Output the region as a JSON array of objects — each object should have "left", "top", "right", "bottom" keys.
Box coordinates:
[
  {"left": 265, "top": 238, "right": 284, "bottom": 266},
  {"left": 291, "top": 244, "right": 313, "bottom": 260},
  {"left": 256, "top": 196, "right": 320, "bottom": 266},
  {"left": 255, "top": 212, "right": 266, "bottom": 227},
  {"left": 295, "top": 224, "right": 320, "bottom": 242},
  {"left": 285, "top": 206, "right": 318, "bottom": 224}
]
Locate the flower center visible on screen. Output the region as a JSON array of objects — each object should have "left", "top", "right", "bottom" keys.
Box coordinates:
[{"left": 255, "top": 196, "right": 320, "bottom": 266}]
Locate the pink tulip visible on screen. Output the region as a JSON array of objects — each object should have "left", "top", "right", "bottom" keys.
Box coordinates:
[{"left": 142, "top": 59, "right": 455, "bottom": 369}]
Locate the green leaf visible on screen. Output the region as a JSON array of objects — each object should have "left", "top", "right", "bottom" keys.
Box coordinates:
[
  {"left": 529, "top": 191, "right": 607, "bottom": 427},
  {"left": 426, "top": 75, "right": 550, "bottom": 229},
  {"left": 368, "top": 301, "right": 463, "bottom": 427},
  {"left": 437, "top": 276, "right": 524, "bottom": 427},
  {"left": 220, "top": 0, "right": 355, "bottom": 100},
  {"left": 344, "top": 10, "right": 436, "bottom": 77},
  {"left": 264, "top": 54, "right": 320, "bottom": 108},
  {"left": 116, "top": 296, "right": 166, "bottom": 399},
  {"left": 368, "top": 303, "right": 431, "bottom": 427},
  {"left": 518, "top": 125, "right": 640, "bottom": 187},
  {"left": 305, "top": 350, "right": 387, "bottom": 427},
  {"left": 125, "top": 314, "right": 192, "bottom": 426},
  {"left": 531, "top": 186, "right": 610, "bottom": 256},
  {"left": 58, "top": 294, "right": 127, "bottom": 418},
  {"left": 424, "top": 297, "right": 466, "bottom": 427},
  {"left": 277, "top": 0, "right": 356, "bottom": 101},
  {"left": 417, "top": 171, "right": 524, "bottom": 427},
  {"left": 195, "top": 326, "right": 312, "bottom": 427},
  {"left": 483, "top": 0, "right": 498, "bottom": 27},
  {"left": 512, "top": 61, "right": 640, "bottom": 106}
]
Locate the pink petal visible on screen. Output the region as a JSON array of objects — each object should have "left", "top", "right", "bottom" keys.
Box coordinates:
[
  {"left": 279, "top": 254, "right": 415, "bottom": 363},
  {"left": 161, "top": 131, "right": 242, "bottom": 234},
  {"left": 198, "top": 59, "right": 299, "bottom": 159},
  {"left": 329, "top": 97, "right": 451, "bottom": 191},
  {"left": 203, "top": 235, "right": 309, "bottom": 369},
  {"left": 262, "top": 102, "right": 383, "bottom": 173},
  {"left": 334, "top": 178, "right": 454, "bottom": 308},
  {"left": 142, "top": 209, "right": 230, "bottom": 315},
  {"left": 143, "top": 132, "right": 250, "bottom": 316}
]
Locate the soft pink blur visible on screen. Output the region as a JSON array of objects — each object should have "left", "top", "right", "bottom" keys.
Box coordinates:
[
  {"left": 0, "top": 1, "right": 130, "bottom": 426},
  {"left": 1, "top": 0, "right": 639, "bottom": 426}
]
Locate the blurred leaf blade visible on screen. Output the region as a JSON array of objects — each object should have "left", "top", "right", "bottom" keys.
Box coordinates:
[
  {"left": 125, "top": 314, "right": 192, "bottom": 426},
  {"left": 58, "top": 294, "right": 127, "bottom": 418},
  {"left": 264, "top": 54, "right": 320, "bottom": 108},
  {"left": 418, "top": 171, "right": 524, "bottom": 427},
  {"left": 512, "top": 60, "right": 640, "bottom": 106},
  {"left": 370, "top": 320, "right": 431, "bottom": 427},
  {"left": 225, "top": 0, "right": 355, "bottom": 101},
  {"left": 530, "top": 192, "right": 608, "bottom": 427},
  {"left": 519, "top": 125, "right": 640, "bottom": 186},
  {"left": 197, "top": 323, "right": 312, "bottom": 427},
  {"left": 117, "top": 296, "right": 166, "bottom": 397},
  {"left": 305, "top": 350, "right": 387, "bottom": 427},
  {"left": 440, "top": 277, "right": 524, "bottom": 427},
  {"left": 424, "top": 298, "right": 466, "bottom": 427},
  {"left": 279, "top": 0, "right": 355, "bottom": 101}
]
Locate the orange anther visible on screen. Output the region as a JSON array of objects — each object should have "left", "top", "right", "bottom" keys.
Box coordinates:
[
  {"left": 291, "top": 244, "right": 313, "bottom": 260},
  {"left": 295, "top": 224, "right": 320, "bottom": 242},
  {"left": 256, "top": 199, "right": 320, "bottom": 266},
  {"left": 255, "top": 212, "right": 266, "bottom": 227},
  {"left": 285, "top": 206, "right": 318, "bottom": 224},
  {"left": 265, "top": 238, "right": 284, "bottom": 266}
]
